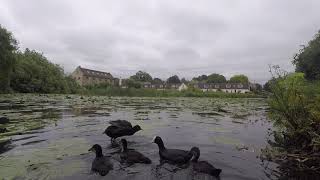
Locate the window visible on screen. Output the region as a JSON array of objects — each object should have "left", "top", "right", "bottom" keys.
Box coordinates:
[
  {"left": 226, "top": 84, "right": 231, "bottom": 88},
  {"left": 237, "top": 84, "right": 243, "bottom": 88},
  {"left": 215, "top": 84, "right": 219, "bottom": 88}
]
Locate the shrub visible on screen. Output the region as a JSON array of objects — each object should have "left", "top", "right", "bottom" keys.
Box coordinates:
[{"left": 265, "top": 68, "right": 320, "bottom": 177}]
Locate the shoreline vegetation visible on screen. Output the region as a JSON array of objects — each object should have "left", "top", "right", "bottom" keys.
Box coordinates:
[
  {"left": 82, "top": 84, "right": 262, "bottom": 98},
  {"left": 262, "top": 31, "right": 320, "bottom": 179},
  {"left": 0, "top": 89, "right": 261, "bottom": 98}
]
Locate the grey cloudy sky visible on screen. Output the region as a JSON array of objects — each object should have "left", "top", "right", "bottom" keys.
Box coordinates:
[{"left": 1, "top": 0, "right": 319, "bottom": 83}]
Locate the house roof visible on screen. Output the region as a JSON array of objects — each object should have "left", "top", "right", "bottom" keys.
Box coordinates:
[{"left": 78, "top": 66, "right": 113, "bottom": 79}]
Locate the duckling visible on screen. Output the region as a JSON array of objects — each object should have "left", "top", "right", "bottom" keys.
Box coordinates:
[
  {"left": 152, "top": 136, "right": 197, "bottom": 165},
  {"left": 104, "top": 125, "right": 142, "bottom": 143},
  {"left": 191, "top": 147, "right": 222, "bottom": 177},
  {"left": 88, "top": 144, "right": 113, "bottom": 176},
  {"left": 119, "top": 139, "right": 151, "bottom": 165}
]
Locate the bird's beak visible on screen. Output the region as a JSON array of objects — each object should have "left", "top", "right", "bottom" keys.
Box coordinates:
[
  {"left": 151, "top": 136, "right": 156, "bottom": 143},
  {"left": 88, "top": 147, "right": 93, "bottom": 152}
]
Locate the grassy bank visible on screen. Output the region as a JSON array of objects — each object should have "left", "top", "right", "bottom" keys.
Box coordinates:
[{"left": 82, "top": 86, "right": 260, "bottom": 98}]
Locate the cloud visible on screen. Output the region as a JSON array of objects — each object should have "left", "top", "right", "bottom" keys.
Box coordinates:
[{"left": 1, "top": 0, "right": 319, "bottom": 83}]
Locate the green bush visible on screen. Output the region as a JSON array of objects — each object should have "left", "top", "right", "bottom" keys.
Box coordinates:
[{"left": 265, "top": 71, "right": 320, "bottom": 177}]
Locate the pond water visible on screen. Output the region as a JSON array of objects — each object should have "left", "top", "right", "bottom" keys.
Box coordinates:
[{"left": 0, "top": 94, "right": 277, "bottom": 180}]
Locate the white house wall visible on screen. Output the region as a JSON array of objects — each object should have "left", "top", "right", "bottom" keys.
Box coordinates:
[{"left": 201, "top": 88, "right": 249, "bottom": 93}]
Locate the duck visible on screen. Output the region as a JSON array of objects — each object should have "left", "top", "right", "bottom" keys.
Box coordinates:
[
  {"left": 152, "top": 136, "right": 197, "bottom": 165},
  {"left": 88, "top": 144, "right": 113, "bottom": 176},
  {"left": 104, "top": 124, "right": 142, "bottom": 143},
  {"left": 119, "top": 139, "right": 151, "bottom": 165},
  {"left": 191, "top": 147, "right": 222, "bottom": 177}
]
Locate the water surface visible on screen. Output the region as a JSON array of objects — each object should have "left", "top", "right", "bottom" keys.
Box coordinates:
[{"left": 0, "top": 94, "right": 276, "bottom": 180}]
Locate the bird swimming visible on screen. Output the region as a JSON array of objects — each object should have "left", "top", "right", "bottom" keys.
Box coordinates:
[
  {"left": 191, "top": 147, "right": 222, "bottom": 177},
  {"left": 119, "top": 138, "right": 151, "bottom": 165},
  {"left": 152, "top": 136, "right": 198, "bottom": 165},
  {"left": 104, "top": 125, "right": 142, "bottom": 143},
  {"left": 88, "top": 144, "right": 113, "bottom": 176},
  {"left": 109, "top": 120, "right": 132, "bottom": 128}
]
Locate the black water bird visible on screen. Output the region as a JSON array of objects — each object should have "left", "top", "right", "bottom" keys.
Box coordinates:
[
  {"left": 152, "top": 136, "right": 197, "bottom": 165},
  {"left": 109, "top": 120, "right": 132, "bottom": 128},
  {"left": 88, "top": 144, "right": 113, "bottom": 176},
  {"left": 0, "top": 117, "right": 9, "bottom": 124},
  {"left": 191, "top": 147, "right": 222, "bottom": 177},
  {"left": 104, "top": 124, "right": 142, "bottom": 143},
  {"left": 119, "top": 139, "right": 151, "bottom": 165}
]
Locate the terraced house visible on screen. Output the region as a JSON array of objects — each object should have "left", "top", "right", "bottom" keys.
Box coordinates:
[
  {"left": 71, "top": 66, "right": 117, "bottom": 86},
  {"left": 194, "top": 83, "right": 250, "bottom": 93}
]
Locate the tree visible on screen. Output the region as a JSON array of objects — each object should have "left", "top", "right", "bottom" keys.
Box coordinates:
[
  {"left": 192, "top": 75, "right": 208, "bottom": 82},
  {"left": 152, "top": 78, "right": 163, "bottom": 84},
  {"left": 0, "top": 25, "right": 18, "bottom": 92},
  {"left": 167, "top": 75, "right": 181, "bottom": 84},
  {"left": 293, "top": 31, "right": 320, "bottom": 80},
  {"left": 126, "top": 79, "right": 141, "bottom": 88},
  {"left": 207, "top": 73, "right": 226, "bottom": 83},
  {"left": 229, "top": 74, "right": 249, "bottom": 83},
  {"left": 263, "top": 81, "right": 272, "bottom": 92},
  {"left": 181, "top": 78, "right": 188, "bottom": 84},
  {"left": 130, "top": 71, "right": 152, "bottom": 82},
  {"left": 252, "top": 83, "right": 262, "bottom": 92},
  {"left": 263, "top": 79, "right": 277, "bottom": 92},
  {"left": 11, "top": 49, "right": 77, "bottom": 93}
]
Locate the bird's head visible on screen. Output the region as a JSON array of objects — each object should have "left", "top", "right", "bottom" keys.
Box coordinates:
[
  {"left": 89, "top": 144, "right": 103, "bottom": 157},
  {"left": 133, "top": 125, "right": 142, "bottom": 132},
  {"left": 190, "top": 147, "right": 200, "bottom": 162}
]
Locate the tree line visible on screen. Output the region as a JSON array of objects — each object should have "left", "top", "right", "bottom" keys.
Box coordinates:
[
  {"left": 126, "top": 70, "right": 251, "bottom": 88},
  {"left": 0, "top": 24, "right": 255, "bottom": 94},
  {"left": 0, "top": 25, "right": 80, "bottom": 93}
]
